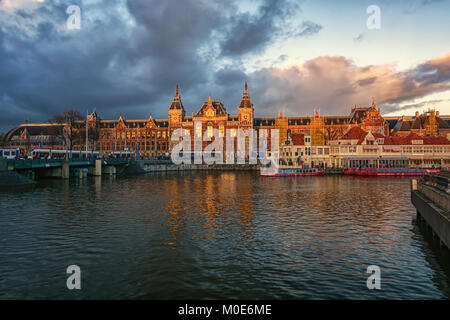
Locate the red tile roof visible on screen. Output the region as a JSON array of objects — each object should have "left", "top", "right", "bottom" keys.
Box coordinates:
[
  {"left": 340, "top": 126, "right": 368, "bottom": 144},
  {"left": 339, "top": 127, "right": 450, "bottom": 145},
  {"left": 291, "top": 133, "right": 305, "bottom": 145},
  {"left": 421, "top": 135, "right": 450, "bottom": 145},
  {"left": 341, "top": 126, "right": 367, "bottom": 140}
]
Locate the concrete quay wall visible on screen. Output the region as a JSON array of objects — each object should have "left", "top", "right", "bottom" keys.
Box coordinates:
[
  {"left": 0, "top": 159, "right": 36, "bottom": 187},
  {"left": 412, "top": 178, "right": 450, "bottom": 250},
  {"left": 128, "top": 160, "right": 259, "bottom": 174}
]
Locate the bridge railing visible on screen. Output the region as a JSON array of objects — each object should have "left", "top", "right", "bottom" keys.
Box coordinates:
[
  {"left": 12, "top": 158, "right": 130, "bottom": 170},
  {"left": 13, "top": 159, "right": 63, "bottom": 169},
  {"left": 134, "top": 159, "right": 173, "bottom": 165},
  {"left": 103, "top": 158, "right": 130, "bottom": 165}
]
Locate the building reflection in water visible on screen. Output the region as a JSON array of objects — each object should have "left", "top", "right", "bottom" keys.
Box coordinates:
[
  {"left": 413, "top": 218, "right": 450, "bottom": 298},
  {"left": 2, "top": 172, "right": 450, "bottom": 299},
  {"left": 163, "top": 172, "right": 255, "bottom": 248}
]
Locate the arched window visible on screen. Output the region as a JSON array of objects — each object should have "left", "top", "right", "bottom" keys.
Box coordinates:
[
  {"left": 196, "top": 124, "right": 202, "bottom": 138},
  {"left": 207, "top": 122, "right": 213, "bottom": 138}
]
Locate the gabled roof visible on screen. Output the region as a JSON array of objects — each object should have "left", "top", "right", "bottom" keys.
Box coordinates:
[
  {"left": 146, "top": 114, "right": 157, "bottom": 129},
  {"left": 116, "top": 115, "right": 127, "bottom": 128},
  {"left": 195, "top": 94, "right": 227, "bottom": 117},
  {"left": 339, "top": 126, "right": 387, "bottom": 144},
  {"left": 341, "top": 126, "right": 367, "bottom": 141},
  {"left": 349, "top": 107, "right": 370, "bottom": 124}
]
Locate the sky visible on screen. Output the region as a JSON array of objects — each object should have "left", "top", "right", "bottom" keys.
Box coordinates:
[{"left": 0, "top": 0, "right": 450, "bottom": 132}]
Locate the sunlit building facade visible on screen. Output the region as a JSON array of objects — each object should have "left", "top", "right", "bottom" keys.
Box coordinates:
[{"left": 3, "top": 84, "right": 450, "bottom": 166}]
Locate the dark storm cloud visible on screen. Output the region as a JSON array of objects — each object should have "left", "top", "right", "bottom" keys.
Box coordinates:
[
  {"left": 0, "top": 0, "right": 142, "bottom": 130},
  {"left": 215, "top": 68, "right": 247, "bottom": 86},
  {"left": 219, "top": 0, "right": 322, "bottom": 57},
  {"left": 219, "top": 0, "right": 299, "bottom": 57},
  {"left": 5, "top": 0, "right": 447, "bottom": 134},
  {"left": 0, "top": 0, "right": 315, "bottom": 132}
]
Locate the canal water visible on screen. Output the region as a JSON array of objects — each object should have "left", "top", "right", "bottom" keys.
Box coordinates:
[{"left": 0, "top": 172, "right": 449, "bottom": 299}]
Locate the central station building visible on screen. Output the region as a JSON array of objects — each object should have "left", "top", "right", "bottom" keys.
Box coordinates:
[{"left": 3, "top": 83, "right": 450, "bottom": 162}]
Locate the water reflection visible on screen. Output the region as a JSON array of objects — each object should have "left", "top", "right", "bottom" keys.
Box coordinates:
[{"left": 0, "top": 173, "right": 449, "bottom": 299}]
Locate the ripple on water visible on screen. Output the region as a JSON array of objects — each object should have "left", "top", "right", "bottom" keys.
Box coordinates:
[{"left": 0, "top": 174, "right": 448, "bottom": 299}]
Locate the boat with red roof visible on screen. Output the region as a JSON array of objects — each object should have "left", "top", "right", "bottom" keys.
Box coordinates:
[{"left": 344, "top": 167, "right": 439, "bottom": 176}]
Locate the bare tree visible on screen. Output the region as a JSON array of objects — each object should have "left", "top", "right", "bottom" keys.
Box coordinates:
[
  {"left": 88, "top": 125, "right": 100, "bottom": 151},
  {"left": 0, "top": 132, "right": 5, "bottom": 148},
  {"left": 49, "top": 110, "right": 83, "bottom": 152}
]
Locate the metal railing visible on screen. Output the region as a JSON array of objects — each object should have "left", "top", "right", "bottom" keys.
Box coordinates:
[{"left": 423, "top": 173, "right": 449, "bottom": 193}]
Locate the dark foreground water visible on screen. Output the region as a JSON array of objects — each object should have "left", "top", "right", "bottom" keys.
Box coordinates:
[{"left": 0, "top": 172, "right": 449, "bottom": 299}]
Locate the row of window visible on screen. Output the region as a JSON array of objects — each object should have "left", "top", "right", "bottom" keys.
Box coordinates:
[
  {"left": 284, "top": 145, "right": 450, "bottom": 157},
  {"left": 332, "top": 146, "right": 450, "bottom": 153},
  {"left": 100, "top": 142, "right": 167, "bottom": 151},
  {"left": 101, "top": 131, "right": 168, "bottom": 140},
  {"left": 283, "top": 147, "right": 330, "bottom": 157}
]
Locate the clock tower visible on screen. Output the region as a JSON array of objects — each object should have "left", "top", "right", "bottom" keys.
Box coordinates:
[
  {"left": 238, "top": 82, "right": 253, "bottom": 127},
  {"left": 168, "top": 85, "right": 186, "bottom": 153},
  {"left": 168, "top": 84, "right": 185, "bottom": 127}
]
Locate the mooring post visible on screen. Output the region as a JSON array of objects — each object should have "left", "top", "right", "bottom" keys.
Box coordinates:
[
  {"left": 62, "top": 160, "right": 70, "bottom": 179},
  {"left": 95, "top": 159, "right": 102, "bottom": 176},
  {"left": 411, "top": 179, "right": 417, "bottom": 191}
]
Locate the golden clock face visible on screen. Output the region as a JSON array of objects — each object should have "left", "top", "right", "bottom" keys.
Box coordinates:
[
  {"left": 206, "top": 109, "right": 214, "bottom": 117},
  {"left": 243, "top": 114, "right": 249, "bottom": 121}
]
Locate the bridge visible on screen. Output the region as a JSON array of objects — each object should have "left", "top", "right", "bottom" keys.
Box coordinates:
[{"left": 7, "top": 158, "right": 130, "bottom": 179}]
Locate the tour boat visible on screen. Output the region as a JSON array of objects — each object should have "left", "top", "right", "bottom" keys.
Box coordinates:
[
  {"left": 260, "top": 167, "right": 325, "bottom": 177},
  {"left": 343, "top": 167, "right": 359, "bottom": 175},
  {"left": 345, "top": 167, "right": 440, "bottom": 176}
]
